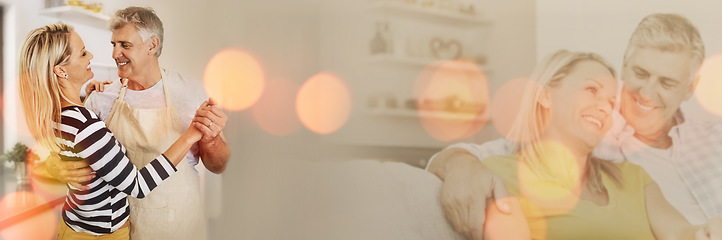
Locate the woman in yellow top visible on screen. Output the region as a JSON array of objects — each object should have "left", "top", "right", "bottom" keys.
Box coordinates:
[{"left": 482, "top": 50, "right": 722, "bottom": 240}]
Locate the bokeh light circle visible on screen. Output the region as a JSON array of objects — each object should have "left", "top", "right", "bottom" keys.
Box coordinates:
[
  {"left": 517, "top": 141, "right": 582, "bottom": 215},
  {"left": 296, "top": 72, "right": 352, "bottom": 135},
  {"left": 0, "top": 191, "right": 57, "bottom": 240},
  {"left": 204, "top": 48, "right": 265, "bottom": 111},
  {"left": 29, "top": 146, "right": 68, "bottom": 201},
  {"left": 0, "top": 92, "right": 4, "bottom": 119},
  {"left": 413, "top": 60, "right": 489, "bottom": 142},
  {"left": 694, "top": 54, "right": 722, "bottom": 116},
  {"left": 491, "top": 78, "right": 548, "bottom": 142},
  {"left": 251, "top": 77, "right": 301, "bottom": 136}
]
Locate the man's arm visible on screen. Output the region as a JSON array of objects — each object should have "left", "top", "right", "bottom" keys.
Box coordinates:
[
  {"left": 428, "top": 147, "right": 511, "bottom": 240},
  {"left": 644, "top": 182, "right": 722, "bottom": 240},
  {"left": 198, "top": 134, "right": 230, "bottom": 174},
  {"left": 193, "top": 99, "right": 230, "bottom": 174}
]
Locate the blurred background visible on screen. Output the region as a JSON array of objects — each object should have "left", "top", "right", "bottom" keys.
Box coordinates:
[{"left": 0, "top": 0, "right": 721, "bottom": 239}]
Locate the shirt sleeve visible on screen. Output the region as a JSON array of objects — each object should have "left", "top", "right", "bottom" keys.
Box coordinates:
[
  {"left": 70, "top": 113, "right": 177, "bottom": 198},
  {"left": 480, "top": 155, "right": 522, "bottom": 196},
  {"left": 82, "top": 92, "right": 102, "bottom": 117}
]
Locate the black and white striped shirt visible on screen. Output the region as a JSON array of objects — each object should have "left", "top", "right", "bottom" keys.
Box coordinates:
[{"left": 56, "top": 106, "right": 177, "bottom": 235}]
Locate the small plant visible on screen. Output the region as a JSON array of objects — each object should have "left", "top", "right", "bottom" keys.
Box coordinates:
[{"left": 0, "top": 142, "right": 40, "bottom": 165}]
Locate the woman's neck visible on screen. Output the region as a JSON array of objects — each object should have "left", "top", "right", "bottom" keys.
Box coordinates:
[{"left": 60, "top": 85, "right": 83, "bottom": 108}]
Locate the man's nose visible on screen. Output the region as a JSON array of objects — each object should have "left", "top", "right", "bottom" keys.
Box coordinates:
[
  {"left": 112, "top": 46, "right": 122, "bottom": 59},
  {"left": 637, "top": 79, "right": 658, "bottom": 101}
]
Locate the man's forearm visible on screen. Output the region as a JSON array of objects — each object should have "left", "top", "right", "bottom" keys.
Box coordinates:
[{"left": 199, "top": 134, "right": 230, "bottom": 174}]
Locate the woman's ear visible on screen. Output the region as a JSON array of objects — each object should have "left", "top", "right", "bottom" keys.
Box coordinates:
[
  {"left": 538, "top": 89, "right": 551, "bottom": 109},
  {"left": 53, "top": 65, "right": 67, "bottom": 79}
]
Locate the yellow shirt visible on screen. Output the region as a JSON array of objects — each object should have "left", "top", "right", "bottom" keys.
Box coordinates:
[{"left": 481, "top": 155, "right": 656, "bottom": 240}]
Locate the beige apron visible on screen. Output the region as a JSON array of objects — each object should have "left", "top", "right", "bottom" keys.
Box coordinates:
[{"left": 105, "top": 71, "right": 206, "bottom": 240}]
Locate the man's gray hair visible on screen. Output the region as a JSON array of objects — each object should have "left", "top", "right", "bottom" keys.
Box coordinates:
[
  {"left": 624, "top": 13, "right": 705, "bottom": 72},
  {"left": 109, "top": 6, "right": 164, "bottom": 57}
]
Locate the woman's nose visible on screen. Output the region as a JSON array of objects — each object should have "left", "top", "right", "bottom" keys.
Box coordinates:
[{"left": 598, "top": 99, "right": 613, "bottom": 114}]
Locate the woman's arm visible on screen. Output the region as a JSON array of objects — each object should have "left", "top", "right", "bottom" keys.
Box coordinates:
[
  {"left": 484, "top": 196, "right": 529, "bottom": 240},
  {"left": 645, "top": 182, "right": 722, "bottom": 240},
  {"left": 70, "top": 111, "right": 202, "bottom": 198},
  {"left": 161, "top": 123, "right": 203, "bottom": 166}
]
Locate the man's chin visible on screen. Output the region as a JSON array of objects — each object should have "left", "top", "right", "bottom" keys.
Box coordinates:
[{"left": 628, "top": 118, "right": 665, "bottom": 135}]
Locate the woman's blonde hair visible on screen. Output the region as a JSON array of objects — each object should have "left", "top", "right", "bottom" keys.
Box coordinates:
[
  {"left": 508, "top": 49, "right": 622, "bottom": 192},
  {"left": 18, "top": 23, "right": 74, "bottom": 151}
]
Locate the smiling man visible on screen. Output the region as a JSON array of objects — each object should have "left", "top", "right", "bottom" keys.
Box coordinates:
[
  {"left": 595, "top": 13, "right": 718, "bottom": 226},
  {"left": 426, "top": 13, "right": 722, "bottom": 239}
]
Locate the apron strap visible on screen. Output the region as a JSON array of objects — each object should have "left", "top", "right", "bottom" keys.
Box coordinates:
[
  {"left": 108, "top": 69, "right": 180, "bottom": 128},
  {"left": 118, "top": 78, "right": 129, "bottom": 102},
  {"left": 117, "top": 70, "right": 170, "bottom": 105},
  {"left": 160, "top": 70, "right": 173, "bottom": 108},
  {"left": 159, "top": 70, "right": 182, "bottom": 131}
]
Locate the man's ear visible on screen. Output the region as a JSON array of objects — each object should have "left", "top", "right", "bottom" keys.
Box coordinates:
[
  {"left": 53, "top": 65, "right": 66, "bottom": 79},
  {"left": 684, "top": 72, "right": 701, "bottom": 101},
  {"left": 148, "top": 36, "right": 160, "bottom": 56}
]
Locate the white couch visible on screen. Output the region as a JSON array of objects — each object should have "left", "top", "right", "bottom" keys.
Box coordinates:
[{"left": 293, "top": 160, "right": 465, "bottom": 239}]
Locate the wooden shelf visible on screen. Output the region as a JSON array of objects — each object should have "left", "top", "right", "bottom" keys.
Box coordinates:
[
  {"left": 367, "top": 108, "right": 488, "bottom": 122},
  {"left": 367, "top": 54, "right": 488, "bottom": 72},
  {"left": 39, "top": 6, "right": 110, "bottom": 30},
  {"left": 368, "top": 1, "right": 489, "bottom": 26}
]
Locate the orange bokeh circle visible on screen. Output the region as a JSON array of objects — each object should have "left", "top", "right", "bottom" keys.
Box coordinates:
[
  {"left": 204, "top": 49, "right": 265, "bottom": 111},
  {"left": 694, "top": 54, "right": 722, "bottom": 116},
  {"left": 296, "top": 72, "right": 352, "bottom": 135},
  {"left": 413, "top": 59, "right": 490, "bottom": 142},
  {"left": 490, "top": 78, "right": 548, "bottom": 142}
]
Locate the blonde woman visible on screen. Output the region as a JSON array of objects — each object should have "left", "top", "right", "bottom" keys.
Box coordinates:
[
  {"left": 18, "top": 23, "right": 206, "bottom": 239},
  {"left": 481, "top": 50, "right": 722, "bottom": 240}
]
